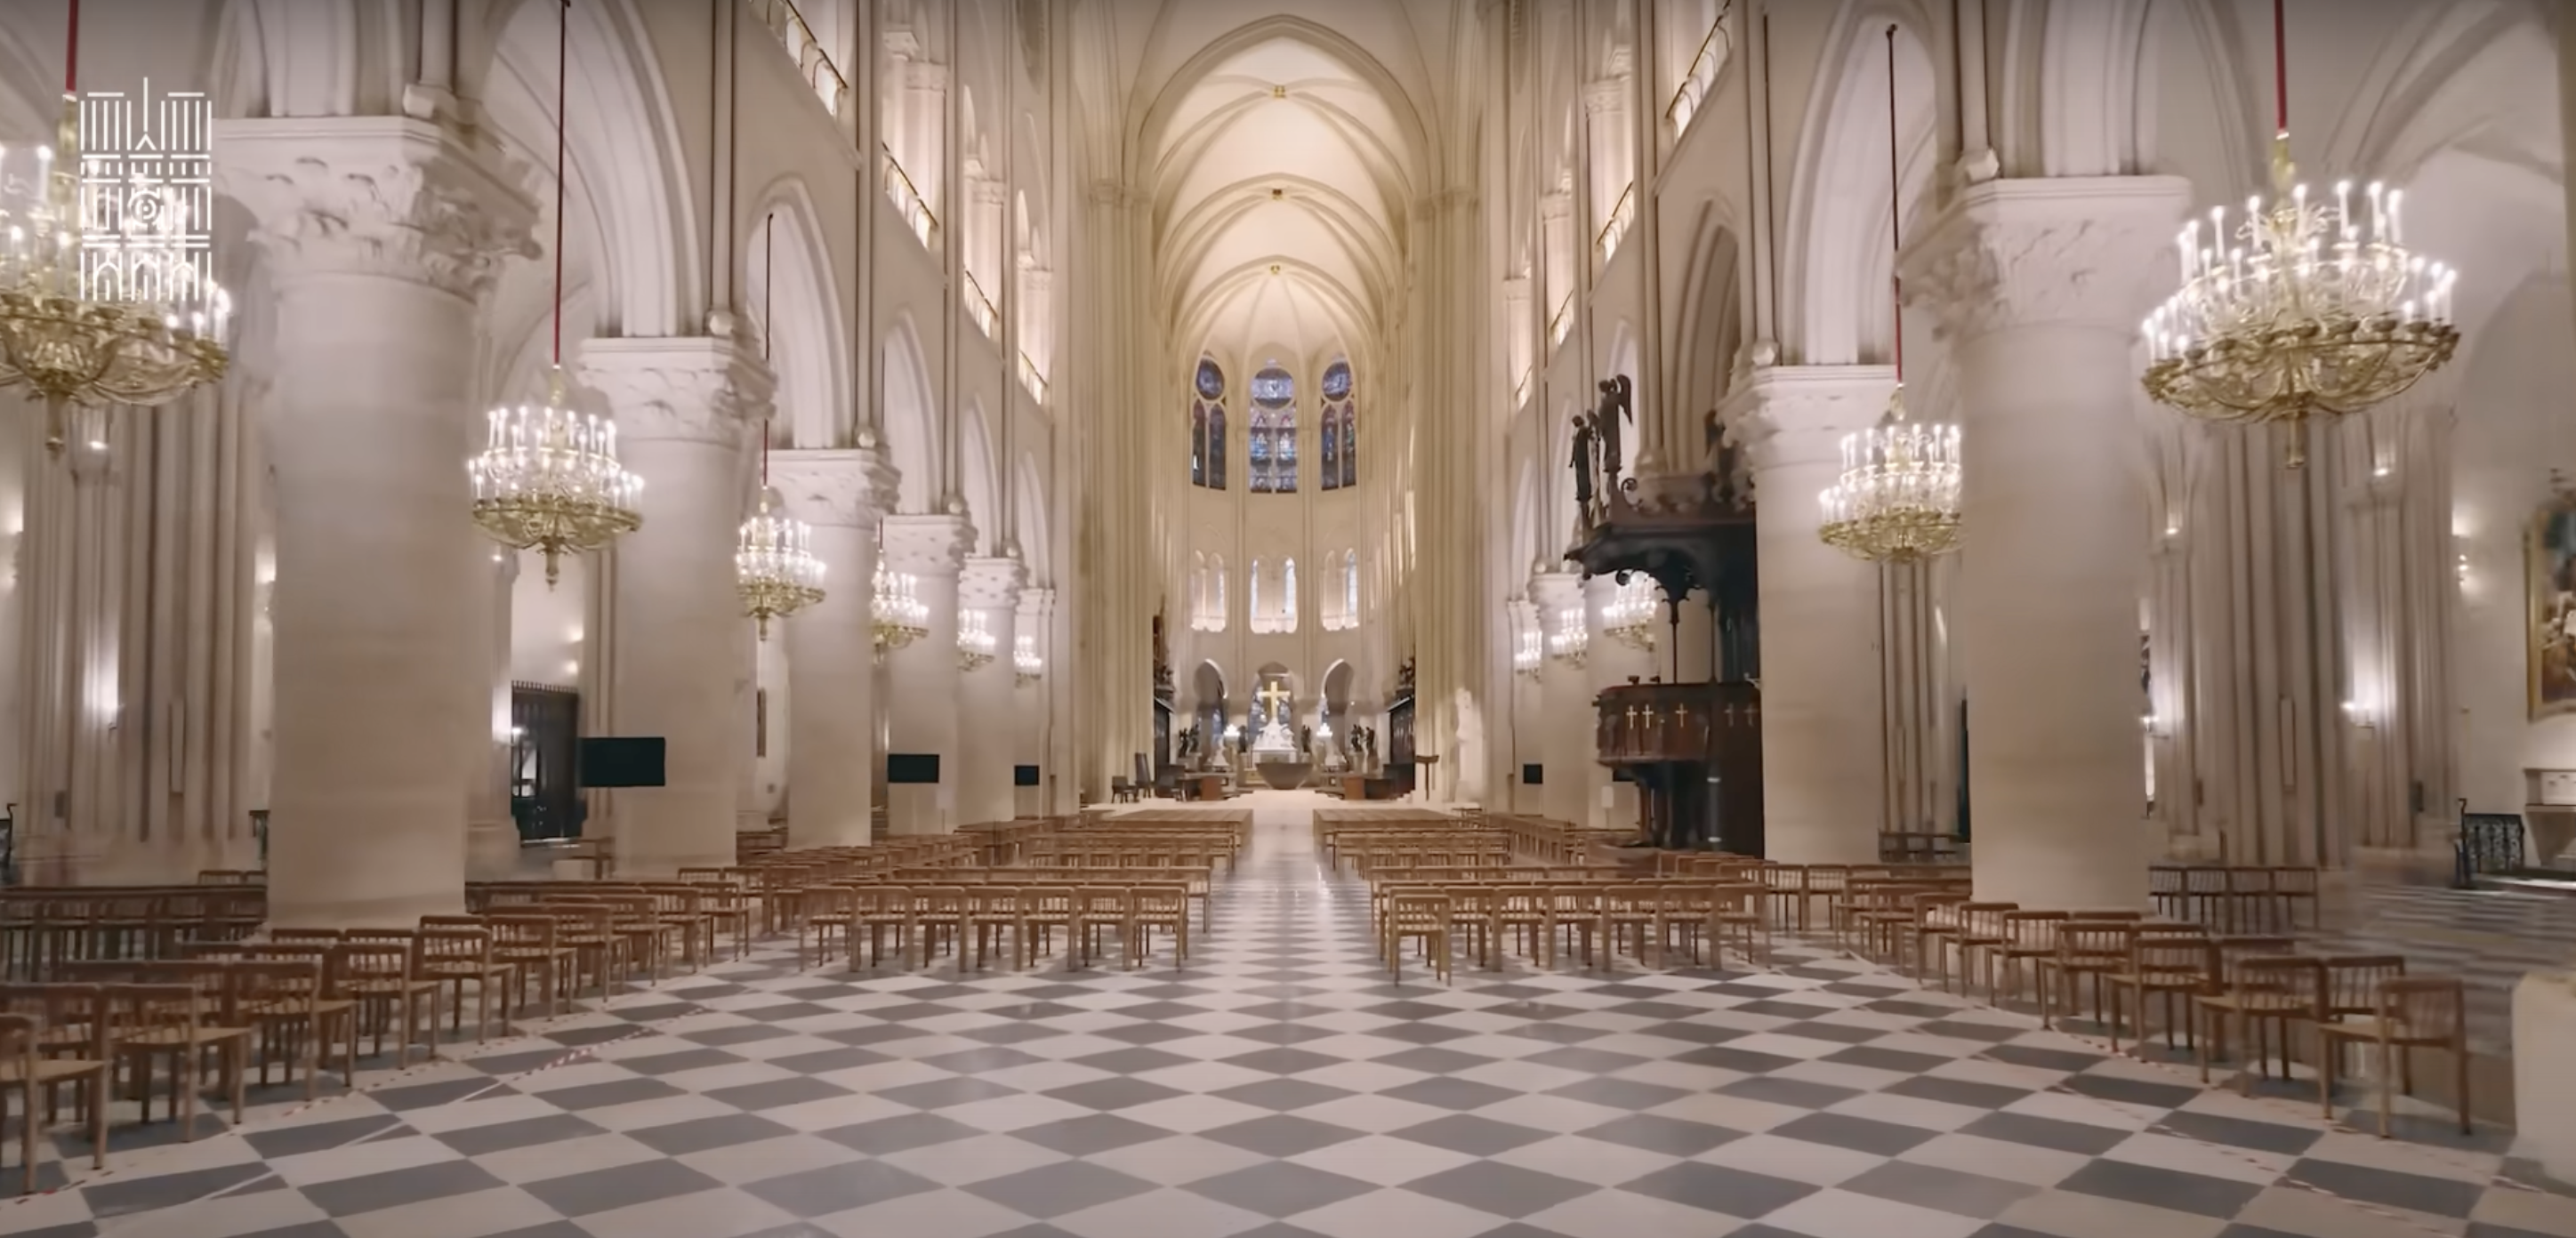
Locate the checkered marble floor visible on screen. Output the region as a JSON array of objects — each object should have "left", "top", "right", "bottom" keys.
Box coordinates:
[{"left": 12, "top": 792, "right": 2576, "bottom": 1238}]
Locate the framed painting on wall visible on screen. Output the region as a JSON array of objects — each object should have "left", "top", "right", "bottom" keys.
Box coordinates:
[{"left": 2530, "top": 486, "right": 2576, "bottom": 719}]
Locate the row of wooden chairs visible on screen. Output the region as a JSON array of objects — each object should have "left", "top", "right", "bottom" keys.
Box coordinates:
[
  {"left": 1376, "top": 880, "right": 1772, "bottom": 981},
  {"left": 0, "top": 888, "right": 267, "bottom": 981},
  {"left": 2148, "top": 865, "right": 2324, "bottom": 931},
  {"left": 799, "top": 883, "right": 1194, "bottom": 973},
  {"left": 1902, "top": 902, "right": 2467, "bottom": 1138}
]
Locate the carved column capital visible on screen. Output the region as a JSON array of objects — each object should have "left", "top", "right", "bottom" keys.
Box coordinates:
[
  {"left": 960, "top": 556, "right": 1028, "bottom": 611},
  {"left": 1529, "top": 571, "right": 1586, "bottom": 623},
  {"left": 770, "top": 447, "right": 899, "bottom": 527},
  {"left": 577, "top": 335, "right": 776, "bottom": 446},
  {"left": 1719, "top": 365, "right": 1900, "bottom": 474},
  {"left": 1898, "top": 177, "right": 2191, "bottom": 345},
  {"left": 1018, "top": 585, "right": 1056, "bottom": 623},
  {"left": 218, "top": 116, "right": 539, "bottom": 304},
  {"left": 881, "top": 513, "right": 973, "bottom": 577}
]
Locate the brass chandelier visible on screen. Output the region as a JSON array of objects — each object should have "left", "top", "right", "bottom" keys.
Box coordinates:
[
  {"left": 1602, "top": 575, "right": 1660, "bottom": 651},
  {"left": 871, "top": 537, "right": 928, "bottom": 655},
  {"left": 956, "top": 609, "right": 997, "bottom": 672},
  {"left": 1013, "top": 632, "right": 1043, "bottom": 687},
  {"left": 1818, "top": 27, "right": 1963, "bottom": 566},
  {"left": 469, "top": 0, "right": 641, "bottom": 583},
  {"left": 737, "top": 485, "right": 824, "bottom": 641},
  {"left": 735, "top": 217, "right": 824, "bottom": 641},
  {"left": 0, "top": 4, "right": 229, "bottom": 454},
  {"left": 2139, "top": 0, "right": 2458, "bottom": 468}
]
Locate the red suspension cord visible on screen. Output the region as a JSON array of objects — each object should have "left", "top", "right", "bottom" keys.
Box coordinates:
[
  {"left": 63, "top": 0, "right": 78, "bottom": 94},
  {"left": 762, "top": 213, "right": 774, "bottom": 486},
  {"left": 1886, "top": 25, "right": 1903, "bottom": 384},
  {"left": 551, "top": 0, "right": 568, "bottom": 367},
  {"left": 2272, "top": 0, "right": 2290, "bottom": 133}
]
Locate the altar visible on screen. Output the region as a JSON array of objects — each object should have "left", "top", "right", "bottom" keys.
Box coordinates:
[{"left": 1248, "top": 681, "right": 1313, "bottom": 789}]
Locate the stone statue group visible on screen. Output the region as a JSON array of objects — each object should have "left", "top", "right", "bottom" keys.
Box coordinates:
[{"left": 1567, "top": 374, "right": 1633, "bottom": 535}]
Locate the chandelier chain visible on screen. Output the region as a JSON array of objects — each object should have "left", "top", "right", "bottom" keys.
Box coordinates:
[
  {"left": 1815, "top": 24, "right": 1964, "bottom": 566},
  {"left": 469, "top": 0, "right": 645, "bottom": 582}
]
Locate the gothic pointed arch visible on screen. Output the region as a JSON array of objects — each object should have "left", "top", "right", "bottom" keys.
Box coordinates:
[{"left": 1250, "top": 361, "right": 1297, "bottom": 493}]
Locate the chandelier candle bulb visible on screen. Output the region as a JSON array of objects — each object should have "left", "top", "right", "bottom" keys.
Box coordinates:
[{"left": 736, "top": 486, "right": 827, "bottom": 641}]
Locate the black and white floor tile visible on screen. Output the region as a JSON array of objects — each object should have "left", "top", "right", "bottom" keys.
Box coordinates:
[{"left": 10, "top": 792, "right": 2576, "bottom": 1238}]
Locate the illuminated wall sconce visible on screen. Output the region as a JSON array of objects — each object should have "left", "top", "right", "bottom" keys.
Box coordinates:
[{"left": 2140, "top": 712, "right": 2162, "bottom": 737}]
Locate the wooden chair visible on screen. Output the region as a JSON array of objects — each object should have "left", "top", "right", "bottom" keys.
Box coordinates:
[
  {"left": 2194, "top": 956, "right": 2321, "bottom": 1096},
  {"left": 1385, "top": 894, "right": 1451, "bottom": 984},
  {"left": 338, "top": 940, "right": 440, "bottom": 1067},
  {"left": 2106, "top": 937, "right": 2216, "bottom": 1054},
  {"left": 2317, "top": 976, "right": 2471, "bottom": 1137},
  {"left": 0, "top": 989, "right": 109, "bottom": 1188},
  {"left": 109, "top": 980, "right": 249, "bottom": 1136},
  {"left": 2038, "top": 923, "right": 2134, "bottom": 1031},
  {"left": 413, "top": 926, "right": 519, "bottom": 1042},
  {"left": 1131, "top": 885, "right": 1189, "bottom": 970},
  {"left": 483, "top": 915, "right": 575, "bottom": 1017}
]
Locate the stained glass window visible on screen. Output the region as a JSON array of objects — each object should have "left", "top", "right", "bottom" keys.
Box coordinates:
[
  {"left": 1195, "top": 358, "right": 1228, "bottom": 490},
  {"left": 1190, "top": 400, "right": 1207, "bottom": 487},
  {"left": 1250, "top": 364, "right": 1296, "bottom": 494},
  {"left": 1320, "top": 358, "right": 1356, "bottom": 490}
]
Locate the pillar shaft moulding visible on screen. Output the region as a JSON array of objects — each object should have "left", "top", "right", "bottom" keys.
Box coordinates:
[
  {"left": 219, "top": 117, "right": 537, "bottom": 928},
  {"left": 1901, "top": 177, "right": 2188, "bottom": 910},
  {"left": 881, "top": 514, "right": 972, "bottom": 833},
  {"left": 959, "top": 556, "right": 1026, "bottom": 828},
  {"left": 578, "top": 337, "right": 773, "bottom": 876},
  {"left": 1726, "top": 366, "right": 1893, "bottom": 864},
  {"left": 1530, "top": 572, "right": 1593, "bottom": 829},
  {"left": 771, "top": 447, "right": 898, "bottom": 848}
]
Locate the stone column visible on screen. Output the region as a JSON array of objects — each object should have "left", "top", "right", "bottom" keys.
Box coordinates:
[
  {"left": 1726, "top": 365, "right": 1893, "bottom": 864},
  {"left": 881, "top": 514, "right": 970, "bottom": 833},
  {"left": 578, "top": 336, "right": 771, "bottom": 876},
  {"left": 1903, "top": 177, "right": 2186, "bottom": 909},
  {"left": 959, "top": 556, "right": 1026, "bottom": 826},
  {"left": 219, "top": 118, "right": 535, "bottom": 927},
  {"left": 1532, "top": 572, "right": 1593, "bottom": 827},
  {"left": 465, "top": 547, "right": 519, "bottom": 879},
  {"left": 772, "top": 448, "right": 898, "bottom": 848},
  {"left": 1017, "top": 586, "right": 1055, "bottom": 816}
]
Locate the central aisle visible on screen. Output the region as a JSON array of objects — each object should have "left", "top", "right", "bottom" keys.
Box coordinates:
[{"left": 25, "top": 792, "right": 2548, "bottom": 1238}]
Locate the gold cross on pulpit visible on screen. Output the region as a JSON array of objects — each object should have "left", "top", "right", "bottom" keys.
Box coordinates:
[{"left": 1256, "top": 680, "right": 1293, "bottom": 716}]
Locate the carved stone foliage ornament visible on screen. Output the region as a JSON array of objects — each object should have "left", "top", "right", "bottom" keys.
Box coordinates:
[
  {"left": 217, "top": 118, "right": 540, "bottom": 305},
  {"left": 577, "top": 336, "right": 777, "bottom": 446},
  {"left": 770, "top": 447, "right": 899, "bottom": 528},
  {"left": 880, "top": 513, "right": 974, "bottom": 576},
  {"left": 1899, "top": 179, "right": 2190, "bottom": 345}
]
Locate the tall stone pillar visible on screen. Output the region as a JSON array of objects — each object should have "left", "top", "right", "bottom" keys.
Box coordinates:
[
  {"left": 882, "top": 514, "right": 970, "bottom": 833},
  {"left": 1727, "top": 366, "right": 1893, "bottom": 864},
  {"left": 773, "top": 448, "right": 898, "bottom": 848},
  {"left": 578, "top": 337, "right": 771, "bottom": 876},
  {"left": 959, "top": 556, "right": 1026, "bottom": 826},
  {"left": 220, "top": 118, "right": 535, "bottom": 926},
  {"left": 1532, "top": 572, "right": 1593, "bottom": 827},
  {"left": 1903, "top": 177, "right": 2186, "bottom": 909},
  {"left": 1018, "top": 586, "right": 1055, "bottom": 816},
  {"left": 466, "top": 548, "right": 519, "bottom": 879}
]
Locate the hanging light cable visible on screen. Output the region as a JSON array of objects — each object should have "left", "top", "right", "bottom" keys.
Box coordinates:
[
  {"left": 470, "top": 0, "right": 643, "bottom": 583},
  {"left": 736, "top": 213, "right": 825, "bottom": 640},
  {"left": 2140, "top": 0, "right": 2459, "bottom": 467},
  {"left": 1818, "top": 26, "right": 1963, "bottom": 564},
  {"left": 0, "top": 0, "right": 231, "bottom": 454}
]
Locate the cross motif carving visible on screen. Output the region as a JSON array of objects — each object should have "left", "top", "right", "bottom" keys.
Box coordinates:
[{"left": 1256, "top": 680, "right": 1292, "bottom": 716}]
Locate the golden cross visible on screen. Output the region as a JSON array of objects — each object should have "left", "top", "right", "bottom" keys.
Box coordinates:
[{"left": 1256, "top": 680, "right": 1292, "bottom": 715}]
